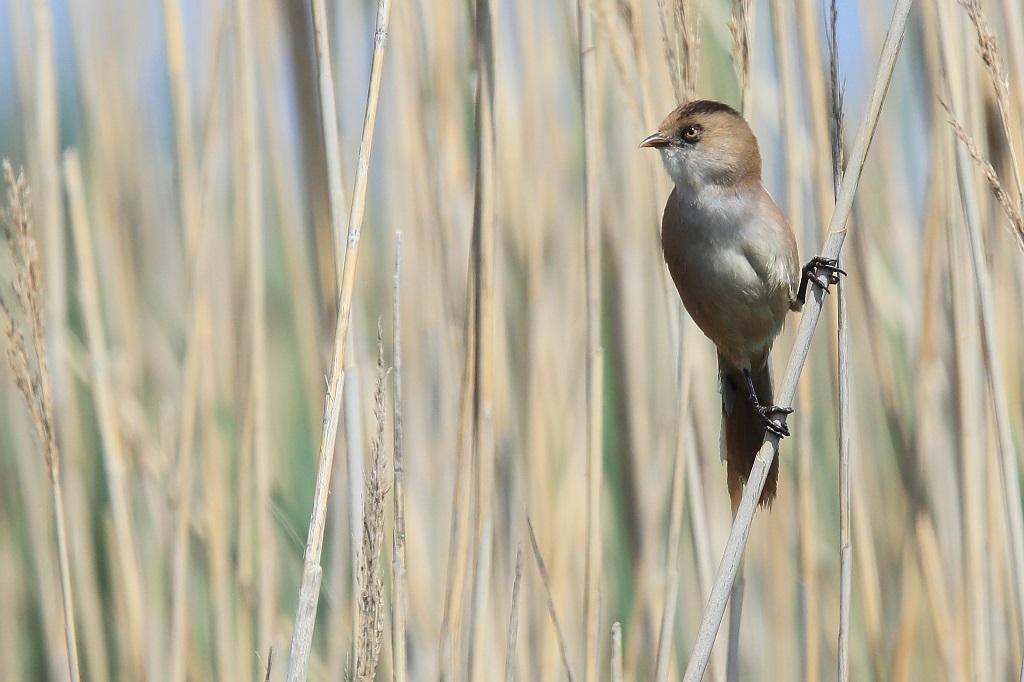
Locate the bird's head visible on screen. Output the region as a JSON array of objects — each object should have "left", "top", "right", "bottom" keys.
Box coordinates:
[{"left": 640, "top": 100, "right": 762, "bottom": 193}]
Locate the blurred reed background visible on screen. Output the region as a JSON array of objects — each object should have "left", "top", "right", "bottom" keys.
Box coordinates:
[{"left": 1, "top": 0, "right": 1023, "bottom": 679}]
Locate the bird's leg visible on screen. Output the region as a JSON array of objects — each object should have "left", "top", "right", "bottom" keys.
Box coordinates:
[
  {"left": 797, "top": 256, "right": 846, "bottom": 305},
  {"left": 743, "top": 369, "right": 793, "bottom": 438}
]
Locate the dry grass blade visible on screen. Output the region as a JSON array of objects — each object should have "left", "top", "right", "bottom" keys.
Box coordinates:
[
  {"left": 0, "top": 160, "right": 80, "bottom": 682},
  {"left": 284, "top": 0, "right": 394, "bottom": 677},
  {"left": 355, "top": 322, "right": 389, "bottom": 680},
  {"left": 681, "top": 0, "right": 914, "bottom": 677},
  {"left": 527, "top": 515, "right": 577, "bottom": 682}
]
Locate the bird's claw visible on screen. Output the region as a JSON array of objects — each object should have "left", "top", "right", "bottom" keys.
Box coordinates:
[
  {"left": 803, "top": 256, "right": 846, "bottom": 293},
  {"left": 758, "top": 404, "right": 793, "bottom": 438}
]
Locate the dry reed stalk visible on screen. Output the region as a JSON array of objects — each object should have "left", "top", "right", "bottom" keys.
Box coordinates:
[
  {"left": 503, "top": 546, "right": 525, "bottom": 682},
  {"left": 63, "top": 472, "right": 108, "bottom": 682},
  {"left": 251, "top": 8, "right": 347, "bottom": 664},
  {"left": 391, "top": 231, "right": 409, "bottom": 682},
  {"left": 728, "top": 0, "right": 752, "bottom": 115},
  {"left": 30, "top": 0, "right": 66, "bottom": 410},
  {"left": 253, "top": 2, "right": 323, "bottom": 425},
  {"left": 957, "top": 0, "right": 1024, "bottom": 210},
  {"left": 890, "top": 538, "right": 920, "bottom": 681},
  {"left": 794, "top": 384, "right": 817, "bottom": 682},
  {"left": 843, "top": 206, "right": 902, "bottom": 677},
  {"left": 906, "top": 104, "right": 964, "bottom": 674},
  {"left": 837, "top": 273, "right": 851, "bottom": 682},
  {"left": 344, "top": 307, "right": 367, "bottom": 672},
  {"left": 9, "top": 431, "right": 70, "bottom": 680},
  {"left": 684, "top": 412, "right": 720, "bottom": 679},
  {"left": 526, "top": 515, "right": 577, "bottom": 682},
  {"left": 1003, "top": 0, "right": 1024, "bottom": 125},
  {"left": 915, "top": 514, "right": 968, "bottom": 679},
  {"left": 64, "top": 150, "right": 149, "bottom": 678},
  {"left": 308, "top": 0, "right": 348, "bottom": 286},
  {"left": 653, "top": 374, "right": 691, "bottom": 682},
  {"left": 190, "top": 27, "right": 238, "bottom": 676},
  {"left": 575, "top": 0, "right": 604, "bottom": 676},
  {"left": 826, "top": 1, "right": 852, "bottom": 678},
  {"left": 946, "top": 171, "right": 991, "bottom": 681},
  {"left": 285, "top": 0, "right": 394, "bottom": 676},
  {"left": 767, "top": 0, "right": 819, "bottom": 676},
  {"left": 61, "top": 0, "right": 144, "bottom": 380},
  {"left": 263, "top": 647, "right": 274, "bottom": 682},
  {"left": 724, "top": 560, "right": 744, "bottom": 682},
  {"left": 725, "top": 4, "right": 755, "bottom": 669},
  {"left": 611, "top": 622, "right": 623, "bottom": 682},
  {"left": 941, "top": 0, "right": 1024, "bottom": 656},
  {"left": 233, "top": 0, "right": 273, "bottom": 663},
  {"left": 161, "top": 0, "right": 200, "bottom": 256},
  {"left": 846, "top": 407, "right": 884, "bottom": 679},
  {"left": 681, "top": 1, "right": 914, "bottom": 677},
  {"left": 355, "top": 323, "right": 389, "bottom": 680},
  {"left": 947, "top": 117, "right": 1024, "bottom": 251},
  {"left": 437, "top": 279, "right": 478, "bottom": 680},
  {"left": 1, "top": 161, "right": 80, "bottom": 682},
  {"left": 933, "top": 15, "right": 994, "bottom": 661},
  {"left": 655, "top": 0, "right": 700, "bottom": 102},
  {"left": 466, "top": 0, "right": 497, "bottom": 676},
  {"left": 592, "top": 0, "right": 646, "bottom": 129},
  {"left": 159, "top": 0, "right": 205, "bottom": 677},
  {"left": 827, "top": 1, "right": 845, "bottom": 194},
  {"left": 795, "top": 0, "right": 839, "bottom": 230}
]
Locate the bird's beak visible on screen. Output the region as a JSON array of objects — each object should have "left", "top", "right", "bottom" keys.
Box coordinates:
[{"left": 639, "top": 132, "right": 670, "bottom": 148}]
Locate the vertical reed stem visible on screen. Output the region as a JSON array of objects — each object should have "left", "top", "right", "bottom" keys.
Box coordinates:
[{"left": 577, "top": 0, "right": 604, "bottom": 676}]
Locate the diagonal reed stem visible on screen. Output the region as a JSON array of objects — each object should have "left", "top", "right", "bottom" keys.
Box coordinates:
[{"left": 285, "top": 0, "right": 394, "bottom": 677}]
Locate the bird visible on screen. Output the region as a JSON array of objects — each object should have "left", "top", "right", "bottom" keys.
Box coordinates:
[{"left": 641, "top": 99, "right": 842, "bottom": 511}]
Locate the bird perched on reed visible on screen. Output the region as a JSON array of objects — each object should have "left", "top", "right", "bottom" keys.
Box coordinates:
[{"left": 641, "top": 100, "right": 842, "bottom": 510}]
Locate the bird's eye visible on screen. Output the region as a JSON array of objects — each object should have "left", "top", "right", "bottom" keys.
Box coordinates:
[{"left": 681, "top": 125, "right": 702, "bottom": 143}]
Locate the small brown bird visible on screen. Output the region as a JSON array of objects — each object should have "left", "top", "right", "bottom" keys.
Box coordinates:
[{"left": 641, "top": 100, "right": 841, "bottom": 510}]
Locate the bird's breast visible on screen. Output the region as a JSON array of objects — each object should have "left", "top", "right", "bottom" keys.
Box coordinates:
[{"left": 660, "top": 186, "right": 798, "bottom": 365}]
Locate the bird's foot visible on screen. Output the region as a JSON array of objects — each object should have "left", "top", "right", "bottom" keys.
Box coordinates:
[
  {"left": 803, "top": 256, "right": 846, "bottom": 292},
  {"left": 757, "top": 404, "right": 793, "bottom": 438},
  {"left": 798, "top": 256, "right": 847, "bottom": 304}
]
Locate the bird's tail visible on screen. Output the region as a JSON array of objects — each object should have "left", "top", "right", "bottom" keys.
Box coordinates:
[{"left": 719, "top": 353, "right": 778, "bottom": 512}]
